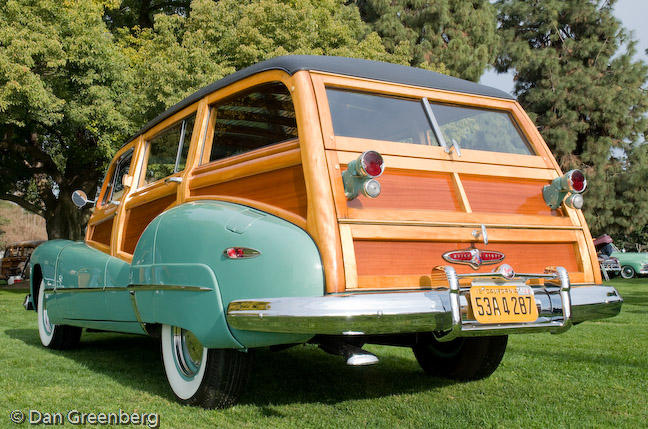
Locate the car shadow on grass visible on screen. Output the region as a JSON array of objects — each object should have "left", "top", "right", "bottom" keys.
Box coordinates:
[
  {"left": 6, "top": 328, "right": 455, "bottom": 406},
  {"left": 240, "top": 345, "right": 456, "bottom": 406}
]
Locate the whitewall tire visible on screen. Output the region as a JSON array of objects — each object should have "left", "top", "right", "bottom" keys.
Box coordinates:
[
  {"left": 37, "top": 280, "right": 81, "bottom": 349},
  {"left": 160, "top": 324, "right": 252, "bottom": 408}
]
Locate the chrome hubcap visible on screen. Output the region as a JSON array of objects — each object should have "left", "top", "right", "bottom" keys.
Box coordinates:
[{"left": 172, "top": 327, "right": 204, "bottom": 377}]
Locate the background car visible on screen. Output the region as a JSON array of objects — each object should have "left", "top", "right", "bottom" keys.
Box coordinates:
[
  {"left": 610, "top": 245, "right": 648, "bottom": 278},
  {"left": 0, "top": 240, "right": 43, "bottom": 281}
]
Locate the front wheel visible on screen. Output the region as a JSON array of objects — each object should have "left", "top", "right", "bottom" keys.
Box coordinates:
[
  {"left": 161, "top": 325, "right": 251, "bottom": 408},
  {"left": 621, "top": 266, "right": 635, "bottom": 279},
  {"left": 37, "top": 280, "right": 82, "bottom": 349},
  {"left": 412, "top": 335, "right": 507, "bottom": 381}
]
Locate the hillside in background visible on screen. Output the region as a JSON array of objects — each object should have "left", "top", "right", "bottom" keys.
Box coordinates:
[{"left": 0, "top": 201, "right": 47, "bottom": 248}]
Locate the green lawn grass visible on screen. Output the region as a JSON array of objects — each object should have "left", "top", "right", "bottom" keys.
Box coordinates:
[{"left": 1, "top": 280, "right": 646, "bottom": 428}]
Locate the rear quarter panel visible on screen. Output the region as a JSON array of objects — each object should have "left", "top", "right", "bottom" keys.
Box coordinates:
[{"left": 130, "top": 200, "right": 325, "bottom": 348}]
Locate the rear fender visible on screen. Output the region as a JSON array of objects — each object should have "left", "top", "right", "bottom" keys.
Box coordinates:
[
  {"left": 29, "top": 240, "right": 75, "bottom": 311},
  {"left": 130, "top": 201, "right": 324, "bottom": 348}
]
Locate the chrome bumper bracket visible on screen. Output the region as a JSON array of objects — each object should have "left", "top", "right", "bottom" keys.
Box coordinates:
[{"left": 435, "top": 266, "right": 573, "bottom": 342}]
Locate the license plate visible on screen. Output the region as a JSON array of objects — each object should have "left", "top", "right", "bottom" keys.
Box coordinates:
[{"left": 469, "top": 284, "right": 538, "bottom": 324}]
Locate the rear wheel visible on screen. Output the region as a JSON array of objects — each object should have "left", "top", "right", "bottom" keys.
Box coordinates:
[
  {"left": 621, "top": 266, "right": 635, "bottom": 279},
  {"left": 412, "top": 335, "right": 507, "bottom": 381},
  {"left": 161, "top": 325, "right": 251, "bottom": 408},
  {"left": 37, "top": 281, "right": 82, "bottom": 349}
]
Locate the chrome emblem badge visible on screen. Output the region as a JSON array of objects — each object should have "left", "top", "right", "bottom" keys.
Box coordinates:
[{"left": 442, "top": 248, "right": 505, "bottom": 270}]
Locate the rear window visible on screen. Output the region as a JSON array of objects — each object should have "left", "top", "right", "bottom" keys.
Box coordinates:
[{"left": 326, "top": 88, "right": 534, "bottom": 155}]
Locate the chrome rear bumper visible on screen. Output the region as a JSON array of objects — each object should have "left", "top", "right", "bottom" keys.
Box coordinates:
[{"left": 226, "top": 266, "right": 622, "bottom": 338}]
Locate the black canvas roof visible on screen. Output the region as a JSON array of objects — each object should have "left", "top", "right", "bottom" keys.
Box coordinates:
[{"left": 131, "top": 55, "right": 514, "bottom": 142}]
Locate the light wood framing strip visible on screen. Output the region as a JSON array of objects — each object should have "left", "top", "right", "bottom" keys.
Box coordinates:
[
  {"left": 452, "top": 172, "right": 472, "bottom": 213},
  {"left": 335, "top": 151, "right": 557, "bottom": 181},
  {"left": 344, "top": 209, "right": 575, "bottom": 227},
  {"left": 348, "top": 224, "right": 581, "bottom": 243},
  {"left": 339, "top": 224, "right": 358, "bottom": 289},
  {"left": 339, "top": 217, "right": 583, "bottom": 230},
  {"left": 332, "top": 137, "right": 550, "bottom": 169}
]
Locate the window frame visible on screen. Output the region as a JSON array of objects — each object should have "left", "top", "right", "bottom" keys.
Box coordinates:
[
  {"left": 138, "top": 111, "right": 198, "bottom": 189},
  {"left": 198, "top": 80, "right": 298, "bottom": 167},
  {"left": 101, "top": 148, "right": 135, "bottom": 206},
  {"left": 310, "top": 71, "right": 556, "bottom": 169}
]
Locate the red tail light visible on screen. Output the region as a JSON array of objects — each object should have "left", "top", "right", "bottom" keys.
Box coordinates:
[
  {"left": 360, "top": 151, "right": 384, "bottom": 178},
  {"left": 567, "top": 170, "right": 586, "bottom": 193}
]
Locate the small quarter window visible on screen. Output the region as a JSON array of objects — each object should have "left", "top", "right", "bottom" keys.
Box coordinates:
[
  {"left": 144, "top": 113, "right": 196, "bottom": 185},
  {"left": 205, "top": 82, "right": 297, "bottom": 163},
  {"left": 102, "top": 149, "right": 133, "bottom": 205}
]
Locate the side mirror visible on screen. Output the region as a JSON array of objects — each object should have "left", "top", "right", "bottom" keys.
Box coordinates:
[{"left": 71, "top": 190, "right": 95, "bottom": 208}]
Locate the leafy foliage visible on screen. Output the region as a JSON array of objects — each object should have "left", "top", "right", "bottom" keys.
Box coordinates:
[
  {"left": 352, "top": 0, "right": 498, "bottom": 80},
  {"left": 0, "top": 0, "right": 133, "bottom": 239},
  {"left": 495, "top": 0, "right": 648, "bottom": 238},
  {"left": 0, "top": 0, "right": 408, "bottom": 239},
  {"left": 119, "top": 0, "right": 410, "bottom": 124}
]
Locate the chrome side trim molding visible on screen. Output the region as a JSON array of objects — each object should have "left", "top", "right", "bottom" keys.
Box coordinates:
[
  {"left": 129, "top": 290, "right": 147, "bottom": 332},
  {"left": 50, "top": 285, "right": 212, "bottom": 293},
  {"left": 226, "top": 268, "right": 622, "bottom": 337}
]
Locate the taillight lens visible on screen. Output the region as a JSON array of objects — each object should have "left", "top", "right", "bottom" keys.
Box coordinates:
[
  {"left": 224, "top": 247, "right": 260, "bottom": 259},
  {"left": 568, "top": 170, "right": 586, "bottom": 193},
  {"left": 360, "top": 151, "right": 384, "bottom": 177}
]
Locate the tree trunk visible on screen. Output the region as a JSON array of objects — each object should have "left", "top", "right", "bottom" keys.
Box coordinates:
[{"left": 44, "top": 193, "right": 92, "bottom": 241}]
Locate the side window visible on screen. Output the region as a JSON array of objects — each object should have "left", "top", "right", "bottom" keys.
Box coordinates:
[
  {"left": 101, "top": 149, "right": 134, "bottom": 205},
  {"left": 144, "top": 113, "right": 196, "bottom": 185},
  {"left": 206, "top": 82, "right": 297, "bottom": 163}
]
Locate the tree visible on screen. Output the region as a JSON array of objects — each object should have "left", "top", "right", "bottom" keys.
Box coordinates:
[
  {"left": 119, "top": 0, "right": 411, "bottom": 123},
  {"left": 351, "top": 0, "right": 498, "bottom": 80},
  {"left": 0, "top": 0, "right": 134, "bottom": 239},
  {"left": 1, "top": 0, "right": 409, "bottom": 240},
  {"left": 0, "top": 214, "right": 7, "bottom": 248},
  {"left": 105, "top": 0, "right": 191, "bottom": 30},
  {"left": 495, "top": 0, "right": 648, "bottom": 238}
]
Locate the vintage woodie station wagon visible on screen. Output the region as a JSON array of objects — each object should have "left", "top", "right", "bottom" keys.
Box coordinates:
[{"left": 26, "top": 55, "right": 623, "bottom": 408}]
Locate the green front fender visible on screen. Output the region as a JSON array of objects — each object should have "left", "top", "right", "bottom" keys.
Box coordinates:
[{"left": 131, "top": 201, "right": 324, "bottom": 348}]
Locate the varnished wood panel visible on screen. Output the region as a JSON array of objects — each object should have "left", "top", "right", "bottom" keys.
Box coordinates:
[
  {"left": 461, "top": 175, "right": 557, "bottom": 216},
  {"left": 122, "top": 193, "right": 177, "bottom": 255},
  {"left": 347, "top": 168, "right": 461, "bottom": 211},
  {"left": 345, "top": 208, "right": 574, "bottom": 227},
  {"left": 89, "top": 217, "right": 114, "bottom": 247},
  {"left": 191, "top": 166, "right": 308, "bottom": 219},
  {"left": 353, "top": 240, "right": 580, "bottom": 280}
]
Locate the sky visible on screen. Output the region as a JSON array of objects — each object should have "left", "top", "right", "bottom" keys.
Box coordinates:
[{"left": 479, "top": 0, "right": 648, "bottom": 93}]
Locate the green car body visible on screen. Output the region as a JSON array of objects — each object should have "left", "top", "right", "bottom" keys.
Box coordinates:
[
  {"left": 611, "top": 246, "right": 648, "bottom": 278},
  {"left": 29, "top": 201, "right": 322, "bottom": 349}
]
